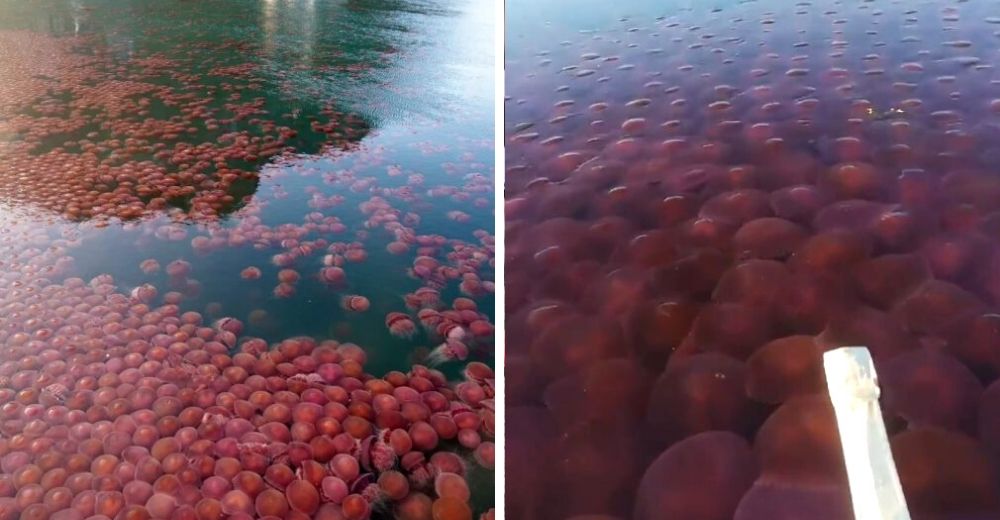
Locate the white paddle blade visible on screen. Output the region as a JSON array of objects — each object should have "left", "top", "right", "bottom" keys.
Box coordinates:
[{"left": 823, "top": 346, "right": 911, "bottom": 520}]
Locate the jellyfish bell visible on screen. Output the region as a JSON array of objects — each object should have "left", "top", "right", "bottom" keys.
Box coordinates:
[
  {"left": 733, "top": 479, "right": 852, "bottom": 520},
  {"left": 892, "top": 428, "right": 1000, "bottom": 517},
  {"left": 852, "top": 254, "right": 931, "bottom": 310},
  {"left": 341, "top": 296, "right": 370, "bottom": 313},
  {"left": 542, "top": 358, "right": 649, "bottom": 432},
  {"left": 746, "top": 335, "right": 825, "bottom": 405},
  {"left": 891, "top": 279, "right": 985, "bottom": 336},
  {"left": 528, "top": 313, "right": 622, "bottom": 381},
  {"left": 645, "top": 353, "right": 759, "bottom": 446},
  {"left": 880, "top": 348, "right": 982, "bottom": 434},
  {"left": 634, "top": 431, "right": 757, "bottom": 520},
  {"left": 731, "top": 217, "right": 809, "bottom": 260}
]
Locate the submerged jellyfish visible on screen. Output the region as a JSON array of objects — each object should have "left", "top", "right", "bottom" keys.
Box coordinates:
[
  {"left": 891, "top": 428, "right": 1000, "bottom": 517},
  {"left": 386, "top": 313, "right": 418, "bottom": 338},
  {"left": 634, "top": 431, "right": 757, "bottom": 520},
  {"left": 342, "top": 295, "right": 371, "bottom": 312},
  {"left": 645, "top": 353, "right": 759, "bottom": 446}
]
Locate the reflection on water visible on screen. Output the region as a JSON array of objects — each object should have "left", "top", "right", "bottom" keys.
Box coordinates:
[
  {"left": 506, "top": 0, "right": 1000, "bottom": 519},
  {"left": 0, "top": 0, "right": 494, "bottom": 517}
]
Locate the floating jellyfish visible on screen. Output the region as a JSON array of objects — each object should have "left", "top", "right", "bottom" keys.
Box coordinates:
[
  {"left": 634, "top": 431, "right": 757, "bottom": 520},
  {"left": 550, "top": 424, "right": 645, "bottom": 517},
  {"left": 712, "top": 259, "right": 791, "bottom": 309},
  {"left": 506, "top": 407, "right": 558, "bottom": 519},
  {"left": 129, "top": 284, "right": 157, "bottom": 303},
  {"left": 164, "top": 259, "right": 191, "bottom": 279},
  {"left": 427, "top": 339, "right": 469, "bottom": 366},
  {"left": 789, "top": 230, "right": 872, "bottom": 274},
  {"left": 817, "top": 305, "right": 916, "bottom": 363},
  {"left": 892, "top": 428, "right": 1000, "bottom": 517},
  {"left": 731, "top": 217, "right": 808, "bottom": 260},
  {"left": 754, "top": 395, "right": 848, "bottom": 485},
  {"left": 139, "top": 259, "right": 161, "bottom": 274},
  {"left": 733, "top": 480, "right": 853, "bottom": 520},
  {"left": 543, "top": 358, "right": 650, "bottom": 432},
  {"left": 277, "top": 269, "right": 300, "bottom": 284},
  {"left": 386, "top": 313, "right": 418, "bottom": 339},
  {"left": 852, "top": 254, "right": 930, "bottom": 309},
  {"left": 529, "top": 313, "right": 622, "bottom": 380},
  {"left": 645, "top": 353, "right": 759, "bottom": 446},
  {"left": 341, "top": 295, "right": 371, "bottom": 312},
  {"left": 240, "top": 266, "right": 262, "bottom": 280},
  {"left": 769, "top": 185, "right": 830, "bottom": 224},
  {"left": 945, "top": 313, "right": 1000, "bottom": 381},
  {"left": 320, "top": 266, "right": 346, "bottom": 284},
  {"left": 880, "top": 348, "right": 983, "bottom": 433},
  {"left": 685, "top": 302, "right": 775, "bottom": 360},
  {"left": 821, "top": 162, "right": 887, "bottom": 200},
  {"left": 745, "top": 335, "right": 824, "bottom": 405},
  {"left": 891, "top": 279, "right": 985, "bottom": 336},
  {"left": 624, "top": 299, "right": 700, "bottom": 369}
]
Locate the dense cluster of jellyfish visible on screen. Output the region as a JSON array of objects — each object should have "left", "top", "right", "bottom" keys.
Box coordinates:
[
  {"left": 506, "top": 1, "right": 1000, "bottom": 519},
  {"left": 0, "top": 263, "right": 496, "bottom": 520},
  {"left": 0, "top": 7, "right": 495, "bottom": 520}
]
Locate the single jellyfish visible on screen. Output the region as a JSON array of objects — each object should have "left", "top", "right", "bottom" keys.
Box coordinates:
[
  {"left": 754, "top": 394, "right": 848, "bottom": 485},
  {"left": 549, "top": 424, "right": 644, "bottom": 518},
  {"left": 731, "top": 217, "right": 808, "bottom": 260},
  {"left": 634, "top": 431, "right": 757, "bottom": 520},
  {"left": 645, "top": 353, "right": 759, "bottom": 446},
  {"left": 687, "top": 302, "right": 775, "bottom": 360},
  {"left": 529, "top": 313, "right": 622, "bottom": 381},
  {"left": 647, "top": 248, "right": 729, "bottom": 301},
  {"left": 817, "top": 305, "right": 916, "bottom": 364},
  {"left": 789, "top": 229, "right": 872, "bottom": 274},
  {"left": 506, "top": 407, "right": 558, "bottom": 520},
  {"left": 713, "top": 259, "right": 791, "bottom": 309},
  {"left": 852, "top": 254, "right": 931, "bottom": 310},
  {"left": 773, "top": 271, "right": 854, "bottom": 335},
  {"left": 891, "top": 428, "right": 1000, "bottom": 517},
  {"left": 769, "top": 185, "right": 830, "bottom": 224},
  {"left": 624, "top": 299, "right": 700, "bottom": 369},
  {"left": 699, "top": 189, "right": 774, "bottom": 226},
  {"left": 945, "top": 313, "right": 1000, "bottom": 381},
  {"left": 821, "top": 162, "right": 887, "bottom": 200},
  {"left": 891, "top": 279, "right": 985, "bottom": 336},
  {"left": 733, "top": 479, "right": 853, "bottom": 520},
  {"left": 542, "top": 358, "right": 650, "bottom": 432},
  {"left": 812, "top": 199, "right": 886, "bottom": 231},
  {"left": 880, "top": 348, "right": 983, "bottom": 433},
  {"left": 745, "top": 335, "right": 825, "bottom": 405}
]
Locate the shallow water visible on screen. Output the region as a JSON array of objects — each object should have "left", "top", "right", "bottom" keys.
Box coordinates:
[
  {"left": 506, "top": 0, "right": 1000, "bottom": 519},
  {"left": 0, "top": 0, "right": 494, "bottom": 517}
]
